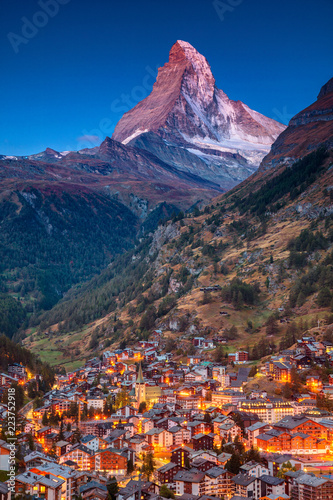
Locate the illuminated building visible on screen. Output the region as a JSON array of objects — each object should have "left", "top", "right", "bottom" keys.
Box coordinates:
[
  {"left": 157, "top": 462, "right": 185, "bottom": 485},
  {"left": 211, "top": 390, "right": 246, "bottom": 407},
  {"left": 305, "top": 376, "right": 323, "bottom": 393},
  {"left": 174, "top": 470, "right": 206, "bottom": 496},
  {"left": 289, "top": 473, "right": 333, "bottom": 500},
  {"left": 145, "top": 427, "right": 173, "bottom": 450},
  {"left": 257, "top": 416, "right": 331, "bottom": 454},
  {"left": 94, "top": 448, "right": 127, "bottom": 475},
  {"left": 15, "top": 471, "right": 64, "bottom": 499},
  {"left": 135, "top": 363, "right": 161, "bottom": 409},
  {"left": 29, "top": 464, "right": 77, "bottom": 500},
  {"left": 60, "top": 444, "right": 94, "bottom": 470},
  {"left": 239, "top": 399, "right": 294, "bottom": 424},
  {"left": 171, "top": 446, "right": 192, "bottom": 467},
  {"left": 228, "top": 351, "right": 249, "bottom": 364},
  {"left": 191, "top": 433, "right": 214, "bottom": 451}
]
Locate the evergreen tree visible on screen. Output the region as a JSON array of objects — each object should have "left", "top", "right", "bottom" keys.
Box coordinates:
[
  {"left": 107, "top": 478, "right": 119, "bottom": 500},
  {"left": 59, "top": 421, "right": 65, "bottom": 441},
  {"left": 138, "top": 401, "right": 147, "bottom": 413},
  {"left": 127, "top": 459, "right": 135, "bottom": 475},
  {"left": 226, "top": 453, "right": 241, "bottom": 474},
  {"left": 42, "top": 412, "right": 48, "bottom": 426},
  {"left": 115, "top": 387, "right": 130, "bottom": 409},
  {"left": 141, "top": 451, "right": 155, "bottom": 480},
  {"left": 160, "top": 485, "right": 175, "bottom": 499}
]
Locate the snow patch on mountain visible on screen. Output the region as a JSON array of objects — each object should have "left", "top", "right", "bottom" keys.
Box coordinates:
[{"left": 122, "top": 129, "right": 149, "bottom": 145}]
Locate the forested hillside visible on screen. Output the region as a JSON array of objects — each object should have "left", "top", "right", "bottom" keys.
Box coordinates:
[{"left": 0, "top": 188, "right": 139, "bottom": 337}]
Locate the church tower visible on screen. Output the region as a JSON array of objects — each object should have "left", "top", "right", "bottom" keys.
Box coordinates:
[{"left": 135, "top": 363, "right": 145, "bottom": 408}]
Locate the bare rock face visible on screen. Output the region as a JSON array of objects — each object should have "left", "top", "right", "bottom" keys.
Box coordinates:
[
  {"left": 260, "top": 77, "right": 333, "bottom": 171},
  {"left": 113, "top": 40, "right": 285, "bottom": 188}
]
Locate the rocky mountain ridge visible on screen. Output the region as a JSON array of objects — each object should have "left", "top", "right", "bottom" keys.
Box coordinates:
[{"left": 113, "top": 40, "right": 285, "bottom": 189}]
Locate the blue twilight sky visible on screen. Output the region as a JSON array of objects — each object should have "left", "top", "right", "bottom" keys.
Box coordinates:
[{"left": 0, "top": 0, "right": 332, "bottom": 156}]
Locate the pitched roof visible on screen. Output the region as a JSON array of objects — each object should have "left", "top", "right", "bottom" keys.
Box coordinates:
[
  {"left": 205, "top": 466, "right": 227, "bottom": 478},
  {"left": 136, "top": 363, "right": 144, "bottom": 384},
  {"left": 174, "top": 470, "right": 205, "bottom": 483},
  {"left": 232, "top": 473, "right": 256, "bottom": 486},
  {"left": 259, "top": 474, "right": 284, "bottom": 485},
  {"left": 158, "top": 462, "right": 179, "bottom": 473}
]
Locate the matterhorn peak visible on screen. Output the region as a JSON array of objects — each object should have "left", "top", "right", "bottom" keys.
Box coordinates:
[
  {"left": 113, "top": 41, "right": 285, "bottom": 189},
  {"left": 169, "top": 40, "right": 215, "bottom": 88},
  {"left": 170, "top": 40, "right": 207, "bottom": 63}
]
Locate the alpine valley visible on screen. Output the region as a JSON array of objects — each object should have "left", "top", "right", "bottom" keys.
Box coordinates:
[{"left": 0, "top": 42, "right": 332, "bottom": 373}]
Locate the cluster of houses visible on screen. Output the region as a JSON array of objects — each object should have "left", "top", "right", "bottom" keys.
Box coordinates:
[{"left": 1, "top": 332, "right": 333, "bottom": 499}]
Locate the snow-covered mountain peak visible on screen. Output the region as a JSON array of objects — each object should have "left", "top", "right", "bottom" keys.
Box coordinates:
[{"left": 112, "top": 41, "right": 286, "bottom": 190}]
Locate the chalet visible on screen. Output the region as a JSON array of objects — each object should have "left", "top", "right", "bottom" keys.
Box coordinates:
[
  {"left": 186, "top": 421, "right": 211, "bottom": 437},
  {"left": 60, "top": 444, "right": 94, "bottom": 470},
  {"left": 103, "top": 351, "right": 117, "bottom": 365},
  {"left": 105, "top": 429, "right": 127, "bottom": 449},
  {"left": 145, "top": 428, "right": 173, "bottom": 449},
  {"left": 188, "top": 356, "right": 201, "bottom": 365},
  {"left": 203, "top": 340, "right": 215, "bottom": 349},
  {"left": 8, "top": 363, "right": 26, "bottom": 380},
  {"left": 285, "top": 472, "right": 333, "bottom": 500},
  {"left": 193, "top": 337, "right": 205, "bottom": 347},
  {"left": 271, "top": 361, "right": 292, "bottom": 382},
  {"left": 55, "top": 440, "right": 71, "bottom": 456},
  {"left": 191, "top": 458, "right": 217, "bottom": 472},
  {"left": 15, "top": 471, "right": 64, "bottom": 499},
  {"left": 45, "top": 432, "right": 61, "bottom": 449},
  {"left": 232, "top": 473, "right": 257, "bottom": 499},
  {"left": 204, "top": 466, "right": 235, "bottom": 498},
  {"left": 95, "top": 448, "right": 127, "bottom": 475},
  {"left": 81, "top": 435, "right": 100, "bottom": 451},
  {"left": 79, "top": 480, "right": 108, "bottom": 499},
  {"left": 144, "top": 349, "right": 157, "bottom": 363},
  {"left": 28, "top": 463, "right": 78, "bottom": 499},
  {"left": 36, "top": 426, "right": 52, "bottom": 441},
  {"left": 174, "top": 469, "right": 205, "bottom": 496},
  {"left": 190, "top": 450, "right": 218, "bottom": 464},
  {"left": 171, "top": 446, "right": 192, "bottom": 467},
  {"left": 240, "top": 461, "right": 269, "bottom": 477},
  {"left": 169, "top": 425, "right": 191, "bottom": 446},
  {"left": 218, "top": 421, "right": 242, "bottom": 441},
  {"left": 274, "top": 416, "right": 329, "bottom": 439},
  {"left": 306, "top": 375, "right": 323, "bottom": 392},
  {"left": 157, "top": 462, "right": 185, "bottom": 485},
  {"left": 185, "top": 371, "right": 203, "bottom": 382},
  {"left": 118, "top": 479, "right": 159, "bottom": 500},
  {"left": 116, "top": 406, "right": 137, "bottom": 418},
  {"left": 259, "top": 475, "right": 285, "bottom": 498},
  {"left": 23, "top": 451, "right": 57, "bottom": 469},
  {"left": 191, "top": 433, "right": 215, "bottom": 451},
  {"left": 0, "top": 373, "right": 17, "bottom": 388},
  {"left": 256, "top": 416, "right": 331, "bottom": 454},
  {"left": 228, "top": 351, "right": 249, "bottom": 364},
  {"left": 247, "top": 422, "right": 271, "bottom": 448},
  {"left": 292, "top": 354, "right": 311, "bottom": 369}
]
